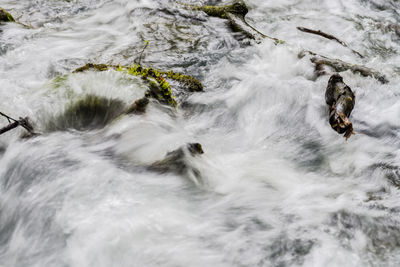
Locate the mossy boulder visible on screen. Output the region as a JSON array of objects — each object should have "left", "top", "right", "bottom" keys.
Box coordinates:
[{"left": 71, "top": 62, "right": 205, "bottom": 108}]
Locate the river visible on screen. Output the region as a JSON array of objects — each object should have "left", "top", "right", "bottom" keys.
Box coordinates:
[{"left": 1, "top": 0, "right": 400, "bottom": 266}]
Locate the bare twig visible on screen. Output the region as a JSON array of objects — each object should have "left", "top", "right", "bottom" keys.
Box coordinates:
[
  {"left": 137, "top": 40, "right": 149, "bottom": 65},
  {"left": 297, "top": 26, "right": 364, "bottom": 58}
]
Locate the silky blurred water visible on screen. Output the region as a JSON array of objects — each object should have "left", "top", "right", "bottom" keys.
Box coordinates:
[{"left": 1, "top": 0, "right": 400, "bottom": 266}]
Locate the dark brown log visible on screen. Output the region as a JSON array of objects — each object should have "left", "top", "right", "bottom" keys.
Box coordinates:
[
  {"left": 179, "top": 0, "right": 285, "bottom": 43},
  {"left": 297, "top": 27, "right": 364, "bottom": 58},
  {"left": 0, "top": 111, "right": 36, "bottom": 136},
  {"left": 325, "top": 74, "right": 355, "bottom": 139},
  {"left": 0, "top": 121, "right": 19, "bottom": 135},
  {"left": 310, "top": 55, "right": 388, "bottom": 83},
  {"left": 0, "top": 117, "right": 36, "bottom": 136}
]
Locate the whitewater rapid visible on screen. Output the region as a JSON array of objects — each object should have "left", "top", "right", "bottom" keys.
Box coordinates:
[{"left": 1, "top": 0, "right": 400, "bottom": 266}]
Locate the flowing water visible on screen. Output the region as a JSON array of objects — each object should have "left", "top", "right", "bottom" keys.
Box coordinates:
[{"left": 1, "top": 0, "right": 400, "bottom": 266}]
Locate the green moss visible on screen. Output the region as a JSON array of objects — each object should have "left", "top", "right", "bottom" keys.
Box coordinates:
[
  {"left": 162, "top": 70, "right": 203, "bottom": 92},
  {"left": 6, "top": 13, "right": 14, "bottom": 22},
  {"left": 116, "top": 63, "right": 177, "bottom": 107},
  {"left": 72, "top": 62, "right": 204, "bottom": 107},
  {"left": 0, "top": 8, "right": 15, "bottom": 22}
]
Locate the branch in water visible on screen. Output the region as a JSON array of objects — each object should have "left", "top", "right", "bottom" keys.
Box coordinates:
[
  {"left": 310, "top": 55, "right": 388, "bottom": 83},
  {"left": 0, "top": 7, "right": 15, "bottom": 23},
  {"left": 178, "top": 1, "right": 386, "bottom": 82},
  {"left": 0, "top": 7, "right": 34, "bottom": 29},
  {"left": 0, "top": 112, "right": 36, "bottom": 136},
  {"left": 297, "top": 26, "right": 364, "bottom": 58},
  {"left": 0, "top": 121, "right": 19, "bottom": 135},
  {"left": 178, "top": 0, "right": 285, "bottom": 43}
]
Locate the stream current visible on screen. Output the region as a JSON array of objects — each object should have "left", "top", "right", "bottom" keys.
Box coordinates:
[{"left": 1, "top": 0, "right": 400, "bottom": 266}]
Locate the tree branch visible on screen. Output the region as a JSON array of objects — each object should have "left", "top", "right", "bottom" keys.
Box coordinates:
[
  {"left": 297, "top": 26, "right": 364, "bottom": 58},
  {"left": 178, "top": 1, "right": 386, "bottom": 83},
  {"left": 0, "top": 113, "right": 36, "bottom": 136}
]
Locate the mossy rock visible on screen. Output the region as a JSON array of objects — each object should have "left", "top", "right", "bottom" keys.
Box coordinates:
[
  {"left": 73, "top": 63, "right": 109, "bottom": 73},
  {"left": 46, "top": 94, "right": 126, "bottom": 131},
  {"left": 117, "top": 64, "right": 178, "bottom": 107},
  {"left": 0, "top": 8, "right": 15, "bottom": 22},
  {"left": 71, "top": 62, "right": 205, "bottom": 108},
  {"left": 180, "top": 0, "right": 248, "bottom": 18}
]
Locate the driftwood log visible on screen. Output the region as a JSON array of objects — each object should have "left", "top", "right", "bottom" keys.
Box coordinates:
[
  {"left": 325, "top": 74, "right": 355, "bottom": 139},
  {"left": 310, "top": 55, "right": 388, "bottom": 83},
  {"left": 178, "top": 0, "right": 284, "bottom": 43}
]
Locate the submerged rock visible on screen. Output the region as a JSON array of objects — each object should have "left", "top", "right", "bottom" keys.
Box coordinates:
[
  {"left": 126, "top": 97, "right": 149, "bottom": 114},
  {"left": 325, "top": 74, "right": 355, "bottom": 139},
  {"left": 46, "top": 94, "right": 126, "bottom": 131},
  {"left": 148, "top": 143, "right": 204, "bottom": 176}
]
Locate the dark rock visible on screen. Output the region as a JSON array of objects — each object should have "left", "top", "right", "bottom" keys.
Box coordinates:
[{"left": 325, "top": 74, "right": 355, "bottom": 139}]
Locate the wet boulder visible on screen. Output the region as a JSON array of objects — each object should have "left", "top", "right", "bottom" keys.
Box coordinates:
[{"left": 325, "top": 74, "right": 355, "bottom": 139}]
